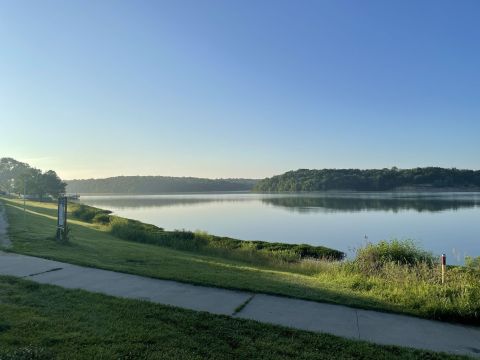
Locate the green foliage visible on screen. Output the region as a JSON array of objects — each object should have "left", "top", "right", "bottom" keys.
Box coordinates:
[
  {"left": 71, "top": 204, "right": 111, "bottom": 223},
  {"left": 355, "top": 239, "right": 435, "bottom": 273},
  {"left": 92, "top": 213, "right": 110, "bottom": 224},
  {"left": 108, "top": 216, "right": 344, "bottom": 263},
  {"left": 198, "top": 232, "right": 345, "bottom": 262},
  {"left": 66, "top": 176, "right": 258, "bottom": 194},
  {"left": 254, "top": 167, "right": 480, "bottom": 192},
  {"left": 465, "top": 256, "right": 480, "bottom": 270},
  {"left": 109, "top": 217, "right": 182, "bottom": 245},
  {"left": 0, "top": 157, "right": 65, "bottom": 198},
  {"left": 0, "top": 158, "right": 30, "bottom": 193}
]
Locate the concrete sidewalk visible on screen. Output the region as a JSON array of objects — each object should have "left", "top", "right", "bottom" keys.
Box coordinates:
[
  {"left": 0, "top": 204, "right": 11, "bottom": 248},
  {"left": 1, "top": 251, "right": 479, "bottom": 358}
]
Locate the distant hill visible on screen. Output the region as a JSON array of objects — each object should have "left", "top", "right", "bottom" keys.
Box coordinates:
[
  {"left": 253, "top": 167, "right": 480, "bottom": 192},
  {"left": 66, "top": 176, "right": 258, "bottom": 194}
]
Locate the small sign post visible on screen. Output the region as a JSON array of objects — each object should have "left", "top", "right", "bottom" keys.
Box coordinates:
[
  {"left": 441, "top": 254, "right": 446, "bottom": 285},
  {"left": 56, "top": 196, "right": 68, "bottom": 241}
]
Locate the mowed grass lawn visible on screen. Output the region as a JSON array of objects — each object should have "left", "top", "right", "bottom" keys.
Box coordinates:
[
  {"left": 0, "top": 275, "right": 469, "bottom": 360},
  {"left": 1, "top": 197, "right": 479, "bottom": 324}
]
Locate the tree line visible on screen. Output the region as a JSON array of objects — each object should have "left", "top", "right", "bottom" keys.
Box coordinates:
[
  {"left": 0, "top": 157, "right": 66, "bottom": 199},
  {"left": 253, "top": 167, "right": 480, "bottom": 192},
  {"left": 66, "top": 176, "right": 258, "bottom": 194}
]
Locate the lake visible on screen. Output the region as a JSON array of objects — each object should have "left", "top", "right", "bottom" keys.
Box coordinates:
[{"left": 80, "top": 192, "right": 480, "bottom": 265}]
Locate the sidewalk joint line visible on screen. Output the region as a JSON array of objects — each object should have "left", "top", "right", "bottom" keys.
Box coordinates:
[
  {"left": 233, "top": 294, "right": 255, "bottom": 316},
  {"left": 24, "top": 267, "right": 63, "bottom": 278},
  {"left": 355, "top": 310, "right": 361, "bottom": 339}
]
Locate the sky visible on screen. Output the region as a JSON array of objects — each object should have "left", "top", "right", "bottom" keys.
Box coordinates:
[{"left": 1, "top": 0, "right": 479, "bottom": 180}]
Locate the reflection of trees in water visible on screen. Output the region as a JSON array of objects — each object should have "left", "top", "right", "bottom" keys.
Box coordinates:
[
  {"left": 81, "top": 197, "right": 247, "bottom": 210},
  {"left": 81, "top": 194, "right": 480, "bottom": 213},
  {"left": 262, "top": 196, "right": 480, "bottom": 213}
]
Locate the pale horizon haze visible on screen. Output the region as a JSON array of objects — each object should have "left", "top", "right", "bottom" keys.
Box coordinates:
[{"left": 1, "top": 1, "right": 479, "bottom": 180}]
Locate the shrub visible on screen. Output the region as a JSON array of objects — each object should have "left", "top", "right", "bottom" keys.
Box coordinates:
[
  {"left": 109, "top": 217, "right": 204, "bottom": 251},
  {"left": 355, "top": 239, "right": 435, "bottom": 273},
  {"left": 72, "top": 204, "right": 111, "bottom": 223},
  {"left": 92, "top": 213, "right": 110, "bottom": 224}
]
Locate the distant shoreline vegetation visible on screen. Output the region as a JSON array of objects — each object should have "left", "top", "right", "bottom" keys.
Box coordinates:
[
  {"left": 66, "top": 176, "right": 258, "bottom": 194},
  {"left": 254, "top": 167, "right": 480, "bottom": 192}
]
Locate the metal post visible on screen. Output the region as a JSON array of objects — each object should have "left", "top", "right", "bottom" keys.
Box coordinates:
[
  {"left": 441, "top": 254, "right": 446, "bottom": 284},
  {"left": 56, "top": 196, "right": 67, "bottom": 242}
]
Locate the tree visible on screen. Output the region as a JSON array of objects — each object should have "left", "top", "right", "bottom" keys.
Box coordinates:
[
  {"left": 0, "top": 157, "right": 30, "bottom": 192},
  {"left": 13, "top": 167, "right": 43, "bottom": 198},
  {"left": 42, "top": 170, "right": 66, "bottom": 198},
  {"left": 1, "top": 157, "right": 66, "bottom": 199}
]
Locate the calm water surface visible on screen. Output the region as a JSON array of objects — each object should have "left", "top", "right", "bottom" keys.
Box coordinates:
[{"left": 80, "top": 192, "right": 480, "bottom": 264}]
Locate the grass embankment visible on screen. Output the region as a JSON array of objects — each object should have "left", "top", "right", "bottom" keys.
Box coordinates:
[
  {"left": 0, "top": 276, "right": 468, "bottom": 360},
  {"left": 72, "top": 203, "right": 344, "bottom": 262},
  {"left": 1, "top": 197, "right": 480, "bottom": 324}
]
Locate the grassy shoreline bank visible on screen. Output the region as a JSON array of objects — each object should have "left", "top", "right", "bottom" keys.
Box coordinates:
[{"left": 1, "top": 196, "right": 479, "bottom": 325}]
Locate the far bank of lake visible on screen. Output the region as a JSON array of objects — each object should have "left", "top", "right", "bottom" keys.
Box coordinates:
[{"left": 80, "top": 191, "right": 480, "bottom": 265}]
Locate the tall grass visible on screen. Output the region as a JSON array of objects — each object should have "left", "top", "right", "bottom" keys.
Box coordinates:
[
  {"left": 354, "top": 239, "right": 435, "bottom": 274},
  {"left": 279, "top": 240, "right": 480, "bottom": 324}
]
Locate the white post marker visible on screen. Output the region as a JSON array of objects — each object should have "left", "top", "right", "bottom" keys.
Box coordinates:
[{"left": 441, "top": 254, "right": 446, "bottom": 285}]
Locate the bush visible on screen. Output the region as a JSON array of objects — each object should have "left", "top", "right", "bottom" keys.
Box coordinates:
[
  {"left": 72, "top": 204, "right": 111, "bottom": 223},
  {"left": 355, "top": 239, "right": 435, "bottom": 273},
  {"left": 109, "top": 217, "right": 205, "bottom": 251},
  {"left": 92, "top": 213, "right": 110, "bottom": 224}
]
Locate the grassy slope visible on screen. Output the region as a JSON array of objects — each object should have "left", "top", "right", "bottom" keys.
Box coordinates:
[
  {"left": 0, "top": 275, "right": 468, "bottom": 360},
  {"left": 1, "top": 197, "right": 479, "bottom": 324},
  {"left": 0, "top": 199, "right": 384, "bottom": 309}
]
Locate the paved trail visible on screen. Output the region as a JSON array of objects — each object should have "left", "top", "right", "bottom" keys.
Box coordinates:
[
  {"left": 0, "top": 203, "right": 11, "bottom": 248},
  {"left": 0, "top": 251, "right": 479, "bottom": 357}
]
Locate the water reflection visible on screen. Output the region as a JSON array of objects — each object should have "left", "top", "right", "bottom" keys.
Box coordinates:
[
  {"left": 82, "top": 192, "right": 480, "bottom": 213},
  {"left": 262, "top": 195, "right": 480, "bottom": 213},
  {"left": 80, "top": 192, "right": 480, "bottom": 263}
]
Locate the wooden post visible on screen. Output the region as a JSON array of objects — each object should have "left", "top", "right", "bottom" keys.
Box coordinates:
[{"left": 441, "top": 254, "right": 446, "bottom": 285}]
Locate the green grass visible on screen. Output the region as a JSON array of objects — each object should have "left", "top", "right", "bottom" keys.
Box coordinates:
[
  {"left": 0, "top": 275, "right": 469, "bottom": 360},
  {"left": 1, "top": 197, "right": 480, "bottom": 325}
]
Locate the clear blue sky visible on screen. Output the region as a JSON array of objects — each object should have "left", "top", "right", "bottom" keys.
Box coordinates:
[{"left": 1, "top": 0, "right": 479, "bottom": 179}]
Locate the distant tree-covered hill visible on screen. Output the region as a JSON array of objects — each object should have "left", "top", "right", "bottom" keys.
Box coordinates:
[
  {"left": 253, "top": 168, "right": 480, "bottom": 192},
  {"left": 66, "top": 176, "right": 258, "bottom": 194}
]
